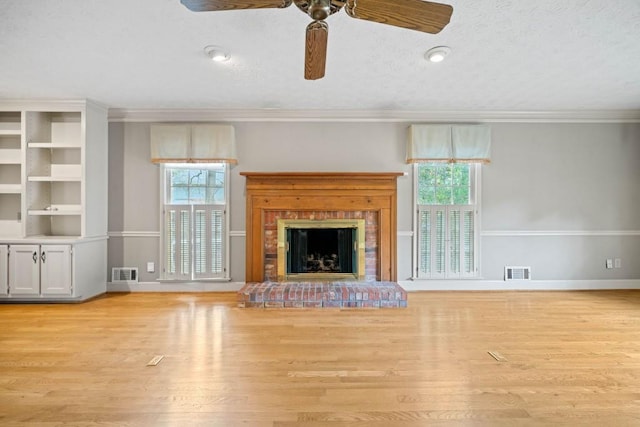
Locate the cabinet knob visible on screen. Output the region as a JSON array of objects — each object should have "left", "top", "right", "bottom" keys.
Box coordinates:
[{"left": 32, "top": 251, "right": 38, "bottom": 264}]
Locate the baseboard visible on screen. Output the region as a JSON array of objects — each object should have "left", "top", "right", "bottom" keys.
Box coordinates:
[
  {"left": 107, "top": 279, "right": 640, "bottom": 293},
  {"left": 107, "top": 281, "right": 245, "bottom": 292},
  {"left": 399, "top": 279, "right": 640, "bottom": 291}
]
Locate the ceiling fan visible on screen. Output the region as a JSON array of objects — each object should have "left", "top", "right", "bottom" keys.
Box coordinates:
[{"left": 180, "top": 0, "right": 453, "bottom": 80}]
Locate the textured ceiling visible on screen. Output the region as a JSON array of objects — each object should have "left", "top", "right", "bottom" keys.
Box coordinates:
[{"left": 1, "top": 0, "right": 639, "bottom": 113}]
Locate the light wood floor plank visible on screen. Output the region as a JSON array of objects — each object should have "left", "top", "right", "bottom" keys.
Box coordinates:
[{"left": 1, "top": 290, "right": 639, "bottom": 426}]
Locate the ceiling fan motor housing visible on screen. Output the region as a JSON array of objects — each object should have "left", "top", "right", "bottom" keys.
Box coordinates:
[
  {"left": 309, "top": 0, "right": 330, "bottom": 19},
  {"left": 294, "top": 0, "right": 343, "bottom": 20}
]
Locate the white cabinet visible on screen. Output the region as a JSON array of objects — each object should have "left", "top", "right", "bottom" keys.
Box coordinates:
[
  {"left": 40, "top": 245, "right": 72, "bottom": 295},
  {"left": 8, "top": 244, "right": 40, "bottom": 295},
  {"left": 7, "top": 244, "right": 71, "bottom": 296},
  {"left": 0, "top": 245, "right": 7, "bottom": 295}
]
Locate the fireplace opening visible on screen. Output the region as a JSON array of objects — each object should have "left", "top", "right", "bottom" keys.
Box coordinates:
[
  {"left": 287, "top": 228, "right": 355, "bottom": 274},
  {"left": 277, "top": 219, "right": 366, "bottom": 281}
]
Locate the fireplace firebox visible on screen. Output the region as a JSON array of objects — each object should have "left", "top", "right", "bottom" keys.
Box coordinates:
[{"left": 277, "top": 219, "right": 365, "bottom": 281}]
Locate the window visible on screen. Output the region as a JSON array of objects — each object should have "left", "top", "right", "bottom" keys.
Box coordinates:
[
  {"left": 162, "top": 164, "right": 228, "bottom": 280},
  {"left": 415, "top": 163, "right": 479, "bottom": 278}
]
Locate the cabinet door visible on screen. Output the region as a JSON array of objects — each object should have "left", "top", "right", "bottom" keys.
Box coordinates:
[
  {"left": 40, "top": 245, "right": 72, "bottom": 295},
  {"left": 0, "top": 245, "right": 8, "bottom": 295},
  {"left": 8, "top": 244, "right": 40, "bottom": 295}
]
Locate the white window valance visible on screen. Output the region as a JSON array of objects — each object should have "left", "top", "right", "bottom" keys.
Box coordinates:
[
  {"left": 406, "top": 124, "right": 491, "bottom": 164},
  {"left": 150, "top": 124, "right": 237, "bottom": 164}
]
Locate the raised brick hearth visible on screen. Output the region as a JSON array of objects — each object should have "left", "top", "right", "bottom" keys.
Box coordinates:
[{"left": 238, "top": 281, "right": 407, "bottom": 308}]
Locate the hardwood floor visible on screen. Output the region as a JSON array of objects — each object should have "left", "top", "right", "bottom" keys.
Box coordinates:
[{"left": 1, "top": 291, "right": 639, "bottom": 426}]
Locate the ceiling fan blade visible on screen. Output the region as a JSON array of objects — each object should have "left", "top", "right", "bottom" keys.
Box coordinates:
[
  {"left": 345, "top": 0, "right": 452, "bottom": 34},
  {"left": 181, "top": 0, "right": 292, "bottom": 12},
  {"left": 305, "top": 20, "right": 328, "bottom": 80}
]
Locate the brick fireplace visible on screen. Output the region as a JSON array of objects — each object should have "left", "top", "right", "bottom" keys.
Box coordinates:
[{"left": 240, "top": 172, "right": 402, "bottom": 282}]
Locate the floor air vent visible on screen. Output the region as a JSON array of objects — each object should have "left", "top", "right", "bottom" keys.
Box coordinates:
[
  {"left": 505, "top": 266, "right": 531, "bottom": 281},
  {"left": 112, "top": 267, "right": 139, "bottom": 284}
]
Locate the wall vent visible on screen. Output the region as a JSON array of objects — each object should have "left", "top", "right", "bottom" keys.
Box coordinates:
[
  {"left": 505, "top": 266, "right": 531, "bottom": 281},
  {"left": 111, "top": 267, "right": 139, "bottom": 284}
]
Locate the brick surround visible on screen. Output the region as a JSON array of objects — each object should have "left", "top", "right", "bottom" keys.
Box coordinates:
[
  {"left": 264, "top": 210, "right": 378, "bottom": 282},
  {"left": 238, "top": 281, "right": 407, "bottom": 308}
]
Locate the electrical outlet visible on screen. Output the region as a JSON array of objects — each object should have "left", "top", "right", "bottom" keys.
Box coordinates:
[
  {"left": 606, "top": 259, "right": 613, "bottom": 269},
  {"left": 614, "top": 258, "right": 622, "bottom": 269},
  {"left": 147, "top": 262, "right": 155, "bottom": 273}
]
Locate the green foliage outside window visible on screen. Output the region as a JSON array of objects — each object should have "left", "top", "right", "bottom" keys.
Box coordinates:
[{"left": 417, "top": 163, "right": 471, "bottom": 205}]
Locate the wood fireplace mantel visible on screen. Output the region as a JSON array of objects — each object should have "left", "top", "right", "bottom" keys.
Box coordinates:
[{"left": 241, "top": 172, "right": 403, "bottom": 282}]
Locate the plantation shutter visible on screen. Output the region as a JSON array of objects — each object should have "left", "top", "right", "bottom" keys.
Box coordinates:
[
  {"left": 165, "top": 205, "right": 191, "bottom": 280},
  {"left": 165, "top": 205, "right": 225, "bottom": 280},
  {"left": 194, "top": 208, "right": 207, "bottom": 277},
  {"left": 446, "top": 207, "right": 476, "bottom": 278},
  {"left": 210, "top": 208, "right": 224, "bottom": 275},
  {"left": 193, "top": 206, "right": 225, "bottom": 279},
  {"left": 418, "top": 209, "right": 431, "bottom": 276},
  {"left": 417, "top": 206, "right": 447, "bottom": 278},
  {"left": 434, "top": 209, "right": 447, "bottom": 277},
  {"left": 462, "top": 208, "right": 475, "bottom": 275},
  {"left": 418, "top": 206, "right": 476, "bottom": 278},
  {"left": 449, "top": 209, "right": 461, "bottom": 275}
]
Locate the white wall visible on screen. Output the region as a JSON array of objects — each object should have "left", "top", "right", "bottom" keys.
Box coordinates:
[{"left": 107, "top": 120, "right": 640, "bottom": 286}]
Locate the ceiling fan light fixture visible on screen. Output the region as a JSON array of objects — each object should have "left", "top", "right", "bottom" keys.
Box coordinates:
[
  {"left": 204, "top": 45, "right": 230, "bottom": 62},
  {"left": 425, "top": 46, "right": 451, "bottom": 63}
]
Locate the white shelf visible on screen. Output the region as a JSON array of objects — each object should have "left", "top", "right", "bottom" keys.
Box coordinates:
[
  {"left": 0, "top": 123, "right": 21, "bottom": 135},
  {"left": 0, "top": 149, "right": 21, "bottom": 164},
  {"left": 0, "top": 184, "right": 21, "bottom": 194},
  {"left": 0, "top": 220, "right": 21, "bottom": 237},
  {"left": 28, "top": 142, "right": 81, "bottom": 149},
  {"left": 28, "top": 208, "right": 82, "bottom": 216},
  {"left": 28, "top": 176, "right": 81, "bottom": 182}
]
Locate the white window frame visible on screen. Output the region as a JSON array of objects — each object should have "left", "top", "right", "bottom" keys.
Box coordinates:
[
  {"left": 159, "top": 163, "right": 230, "bottom": 281},
  {"left": 413, "top": 163, "right": 481, "bottom": 279}
]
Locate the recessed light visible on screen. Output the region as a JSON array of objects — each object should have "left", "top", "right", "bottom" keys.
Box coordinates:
[
  {"left": 204, "top": 45, "right": 230, "bottom": 62},
  {"left": 425, "top": 46, "right": 451, "bottom": 63}
]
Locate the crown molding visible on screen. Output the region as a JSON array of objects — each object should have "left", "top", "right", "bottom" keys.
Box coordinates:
[
  {"left": 108, "top": 108, "right": 640, "bottom": 123},
  {"left": 0, "top": 98, "right": 109, "bottom": 112}
]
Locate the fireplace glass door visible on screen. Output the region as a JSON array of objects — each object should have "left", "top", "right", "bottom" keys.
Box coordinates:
[
  {"left": 287, "top": 228, "right": 355, "bottom": 275},
  {"left": 277, "top": 219, "right": 366, "bottom": 281}
]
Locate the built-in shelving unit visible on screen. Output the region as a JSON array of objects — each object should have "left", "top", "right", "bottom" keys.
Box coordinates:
[
  {"left": 0, "top": 111, "right": 23, "bottom": 238},
  {"left": 0, "top": 100, "right": 108, "bottom": 301},
  {"left": 24, "top": 110, "right": 83, "bottom": 237}
]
